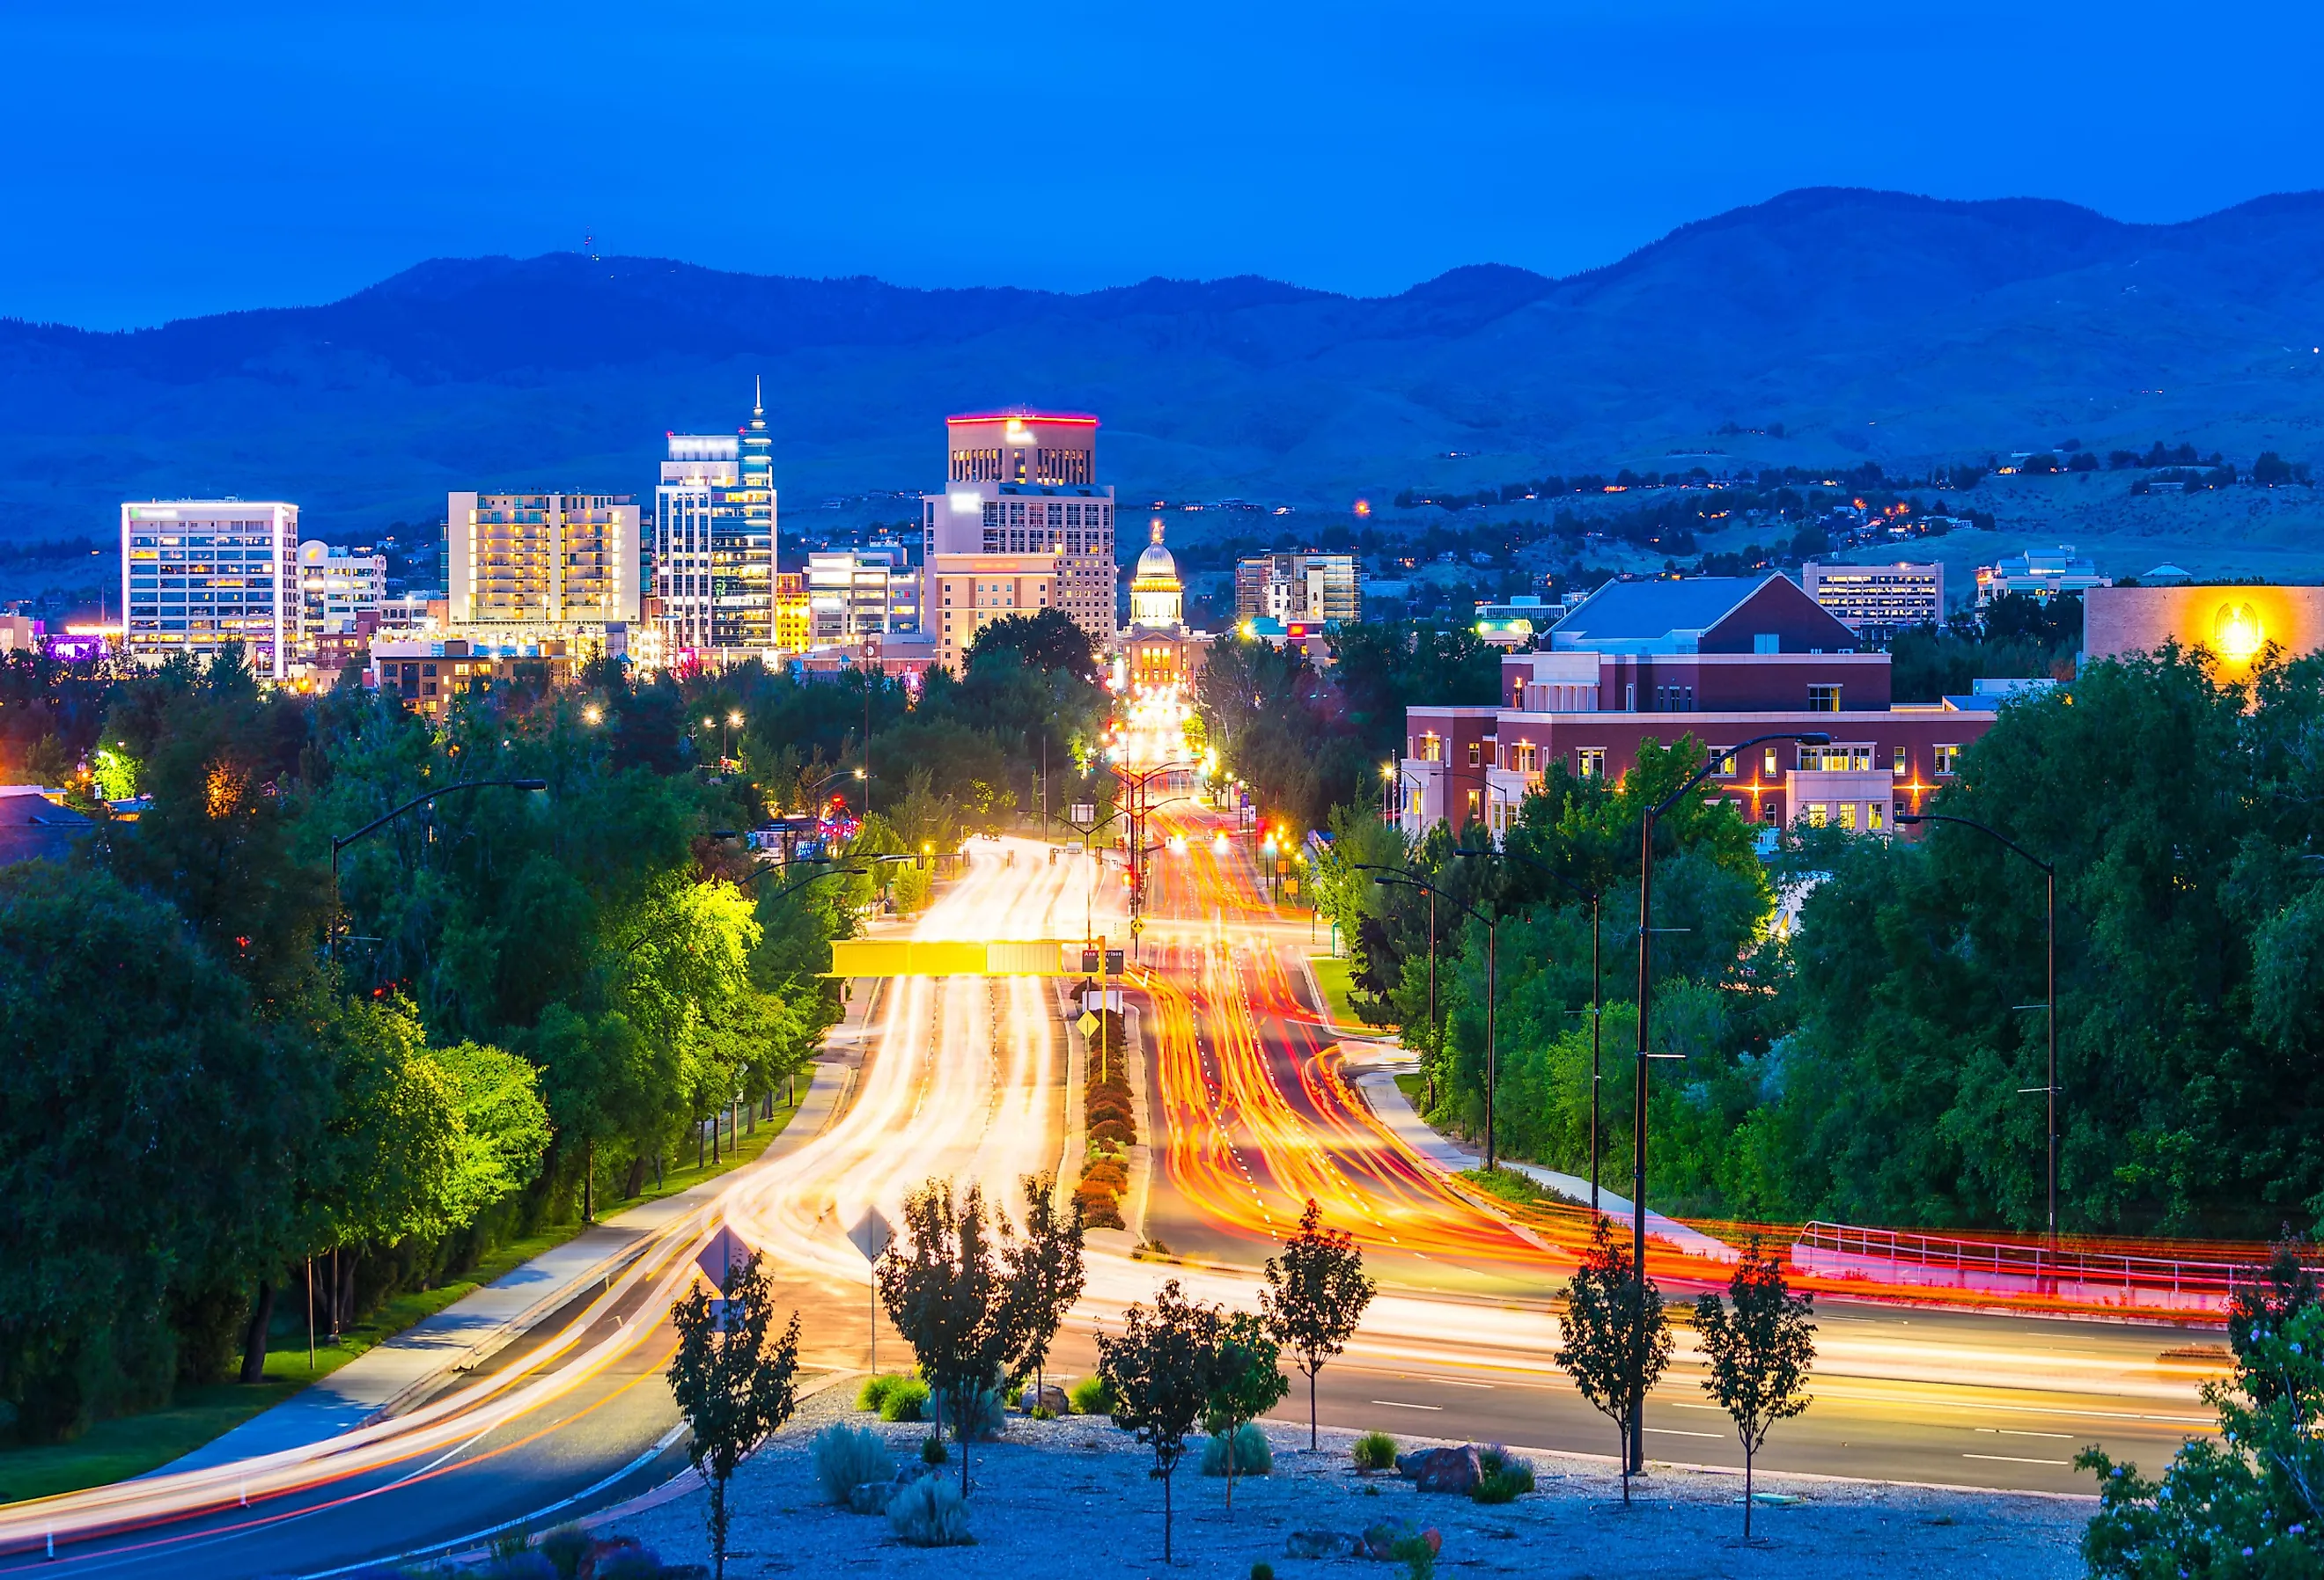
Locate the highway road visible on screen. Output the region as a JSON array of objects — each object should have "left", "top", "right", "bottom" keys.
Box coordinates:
[{"left": 1, "top": 818, "right": 2218, "bottom": 1573}]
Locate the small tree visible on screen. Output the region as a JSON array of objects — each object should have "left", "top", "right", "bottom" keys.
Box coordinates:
[
  {"left": 1694, "top": 1248, "right": 1816, "bottom": 1538},
  {"left": 666, "top": 1251, "right": 803, "bottom": 1580},
  {"left": 1553, "top": 1218, "right": 1671, "bottom": 1504},
  {"left": 1001, "top": 1172, "right": 1086, "bottom": 1403},
  {"left": 876, "top": 1179, "right": 1023, "bottom": 1499},
  {"left": 1261, "top": 1198, "right": 1377, "bottom": 1449},
  {"left": 1204, "top": 1309, "right": 1289, "bottom": 1517},
  {"left": 1098, "top": 1280, "right": 1223, "bottom": 1564}
]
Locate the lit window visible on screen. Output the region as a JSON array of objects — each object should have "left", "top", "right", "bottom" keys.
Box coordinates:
[
  {"left": 1935, "top": 744, "right": 1960, "bottom": 776},
  {"left": 1763, "top": 746, "right": 1778, "bottom": 776},
  {"left": 1577, "top": 747, "right": 1607, "bottom": 778},
  {"left": 1893, "top": 745, "right": 1908, "bottom": 777},
  {"left": 1806, "top": 804, "right": 1828, "bottom": 827},
  {"left": 1467, "top": 742, "right": 1482, "bottom": 768},
  {"left": 1808, "top": 684, "right": 1841, "bottom": 712},
  {"left": 1838, "top": 803, "right": 1857, "bottom": 831}
]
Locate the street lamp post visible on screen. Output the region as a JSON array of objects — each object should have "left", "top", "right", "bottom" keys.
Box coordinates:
[
  {"left": 331, "top": 779, "right": 548, "bottom": 956},
  {"left": 1455, "top": 847, "right": 1606, "bottom": 1209},
  {"left": 1371, "top": 871, "right": 1500, "bottom": 1170},
  {"left": 1629, "top": 731, "right": 1825, "bottom": 1474},
  {"left": 1897, "top": 812, "right": 2059, "bottom": 1254},
  {"left": 1353, "top": 862, "right": 1438, "bottom": 1084},
  {"left": 1379, "top": 761, "right": 1429, "bottom": 827}
]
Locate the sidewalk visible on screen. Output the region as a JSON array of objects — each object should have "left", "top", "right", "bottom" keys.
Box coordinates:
[
  {"left": 1348, "top": 1055, "right": 1737, "bottom": 1264},
  {"left": 165, "top": 992, "right": 876, "bottom": 1475}
]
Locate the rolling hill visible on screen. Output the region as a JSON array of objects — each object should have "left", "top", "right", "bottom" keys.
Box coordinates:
[{"left": 2, "top": 186, "right": 2322, "bottom": 544}]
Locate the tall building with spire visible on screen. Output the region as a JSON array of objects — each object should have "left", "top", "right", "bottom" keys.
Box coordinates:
[{"left": 655, "top": 383, "right": 778, "bottom": 659}]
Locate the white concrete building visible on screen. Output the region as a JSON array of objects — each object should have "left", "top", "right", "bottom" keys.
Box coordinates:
[
  {"left": 298, "top": 540, "right": 387, "bottom": 640},
  {"left": 121, "top": 501, "right": 299, "bottom": 679}
]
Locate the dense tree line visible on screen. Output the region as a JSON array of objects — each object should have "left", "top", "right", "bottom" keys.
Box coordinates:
[
  {"left": 1195, "top": 621, "right": 1501, "bottom": 834},
  {"left": 1315, "top": 646, "right": 2324, "bottom": 1239},
  {"left": 0, "top": 612, "right": 1103, "bottom": 1444}
]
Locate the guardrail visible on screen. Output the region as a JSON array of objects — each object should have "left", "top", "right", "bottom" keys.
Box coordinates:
[{"left": 1791, "top": 1220, "right": 2314, "bottom": 1313}]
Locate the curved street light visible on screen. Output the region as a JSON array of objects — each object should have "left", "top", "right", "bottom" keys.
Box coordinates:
[
  {"left": 1369, "top": 868, "right": 1506, "bottom": 1171},
  {"left": 1628, "top": 730, "right": 1827, "bottom": 1474},
  {"left": 1456, "top": 846, "right": 1607, "bottom": 1209},
  {"left": 1897, "top": 811, "right": 2059, "bottom": 1256}
]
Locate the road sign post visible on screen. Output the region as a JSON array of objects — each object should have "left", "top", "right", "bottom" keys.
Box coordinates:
[{"left": 849, "top": 1207, "right": 893, "bottom": 1372}]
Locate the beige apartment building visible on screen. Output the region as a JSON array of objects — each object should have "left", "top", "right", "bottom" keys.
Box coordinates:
[{"left": 928, "top": 553, "right": 1060, "bottom": 672}]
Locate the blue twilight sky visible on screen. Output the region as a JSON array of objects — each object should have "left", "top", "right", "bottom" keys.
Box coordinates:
[{"left": 5, "top": 1, "right": 2320, "bottom": 330}]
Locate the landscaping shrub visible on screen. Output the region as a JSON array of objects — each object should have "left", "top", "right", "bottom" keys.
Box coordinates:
[
  {"left": 888, "top": 1473, "right": 973, "bottom": 1547},
  {"left": 1352, "top": 1430, "right": 1398, "bottom": 1472},
  {"left": 1252, "top": 1565, "right": 1276, "bottom": 1580},
  {"left": 1067, "top": 1375, "right": 1116, "bottom": 1415},
  {"left": 932, "top": 1381, "right": 1006, "bottom": 1441},
  {"left": 856, "top": 1371, "right": 916, "bottom": 1413},
  {"left": 1201, "top": 1422, "right": 1273, "bottom": 1478},
  {"left": 920, "top": 1434, "right": 949, "bottom": 1465},
  {"left": 1089, "top": 1118, "right": 1136, "bottom": 1147},
  {"left": 1471, "top": 1446, "right": 1535, "bottom": 1503},
  {"left": 535, "top": 1525, "right": 592, "bottom": 1579},
  {"left": 1079, "top": 1157, "right": 1129, "bottom": 1190},
  {"left": 878, "top": 1377, "right": 930, "bottom": 1422},
  {"left": 810, "top": 1422, "right": 894, "bottom": 1506}
]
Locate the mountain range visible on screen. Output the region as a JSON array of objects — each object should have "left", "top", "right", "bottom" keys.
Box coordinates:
[{"left": 4, "top": 185, "right": 2323, "bottom": 543}]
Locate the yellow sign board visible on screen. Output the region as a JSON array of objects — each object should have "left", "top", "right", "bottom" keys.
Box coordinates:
[{"left": 826, "top": 939, "right": 1083, "bottom": 978}]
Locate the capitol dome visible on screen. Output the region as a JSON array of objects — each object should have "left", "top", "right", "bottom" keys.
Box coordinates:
[{"left": 1129, "top": 519, "right": 1184, "bottom": 630}]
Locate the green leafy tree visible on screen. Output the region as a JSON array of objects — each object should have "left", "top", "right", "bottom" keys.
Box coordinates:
[
  {"left": 2078, "top": 1299, "right": 2323, "bottom": 1578},
  {"left": 1693, "top": 1249, "right": 1816, "bottom": 1537},
  {"left": 667, "top": 1251, "right": 803, "bottom": 1580},
  {"left": 0, "top": 862, "right": 322, "bottom": 1439},
  {"left": 1098, "top": 1280, "right": 1224, "bottom": 1565},
  {"left": 1000, "top": 1174, "right": 1086, "bottom": 1403},
  {"left": 1203, "top": 1311, "right": 1289, "bottom": 1516},
  {"left": 875, "top": 1179, "right": 1024, "bottom": 1497},
  {"left": 1554, "top": 1218, "right": 1672, "bottom": 1503},
  {"left": 1260, "top": 1198, "right": 1377, "bottom": 1449}
]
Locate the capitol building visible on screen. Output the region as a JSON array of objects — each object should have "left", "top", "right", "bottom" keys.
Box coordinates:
[{"left": 1122, "top": 518, "right": 1206, "bottom": 686}]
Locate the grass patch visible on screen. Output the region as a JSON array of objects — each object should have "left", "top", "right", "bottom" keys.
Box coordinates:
[
  {"left": 1393, "top": 1072, "right": 1427, "bottom": 1110},
  {"left": 1457, "top": 1165, "right": 1585, "bottom": 1209},
  {"left": 1308, "top": 954, "right": 1385, "bottom": 1032},
  {"left": 0, "top": 1088, "right": 807, "bottom": 1503}
]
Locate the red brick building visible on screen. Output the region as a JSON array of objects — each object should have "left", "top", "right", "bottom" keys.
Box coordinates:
[{"left": 1397, "top": 575, "right": 1999, "bottom": 838}]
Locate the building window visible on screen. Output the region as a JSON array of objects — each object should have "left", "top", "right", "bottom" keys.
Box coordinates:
[
  {"left": 1514, "top": 741, "right": 1539, "bottom": 772},
  {"left": 1806, "top": 804, "right": 1828, "bottom": 827},
  {"left": 1419, "top": 733, "right": 1443, "bottom": 763},
  {"left": 1467, "top": 741, "right": 1481, "bottom": 768},
  {"left": 1935, "top": 744, "right": 1960, "bottom": 776},
  {"left": 1837, "top": 803, "right": 1857, "bottom": 831},
  {"left": 1718, "top": 753, "right": 1737, "bottom": 776},
  {"left": 1869, "top": 801, "right": 1886, "bottom": 832},
  {"left": 1763, "top": 746, "right": 1779, "bottom": 776},
  {"left": 1577, "top": 747, "right": 1607, "bottom": 778},
  {"left": 1893, "top": 745, "right": 1908, "bottom": 777},
  {"left": 1808, "top": 684, "right": 1841, "bottom": 712},
  {"left": 1761, "top": 800, "right": 1780, "bottom": 824}
]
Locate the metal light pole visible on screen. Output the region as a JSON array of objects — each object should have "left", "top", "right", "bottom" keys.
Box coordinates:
[
  {"left": 1896, "top": 812, "right": 2058, "bottom": 1254},
  {"left": 1373, "top": 872, "right": 1499, "bottom": 1170},
  {"left": 1629, "top": 731, "right": 1824, "bottom": 1474},
  {"left": 1456, "top": 847, "right": 1605, "bottom": 1209},
  {"left": 1354, "top": 860, "right": 1438, "bottom": 1090},
  {"left": 331, "top": 778, "right": 548, "bottom": 957}
]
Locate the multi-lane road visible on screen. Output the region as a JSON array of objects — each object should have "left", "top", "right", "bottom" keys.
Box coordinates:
[{"left": 3, "top": 813, "right": 2216, "bottom": 1574}]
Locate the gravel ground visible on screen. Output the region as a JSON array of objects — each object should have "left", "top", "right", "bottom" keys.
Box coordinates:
[{"left": 599, "top": 1381, "right": 2093, "bottom": 1579}]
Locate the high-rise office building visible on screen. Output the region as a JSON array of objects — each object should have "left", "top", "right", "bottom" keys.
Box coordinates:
[
  {"left": 656, "top": 387, "right": 777, "bottom": 658},
  {"left": 445, "top": 491, "right": 641, "bottom": 632},
  {"left": 920, "top": 411, "right": 1115, "bottom": 658},
  {"left": 1235, "top": 551, "right": 1358, "bottom": 628},
  {"left": 121, "top": 501, "right": 299, "bottom": 678}
]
